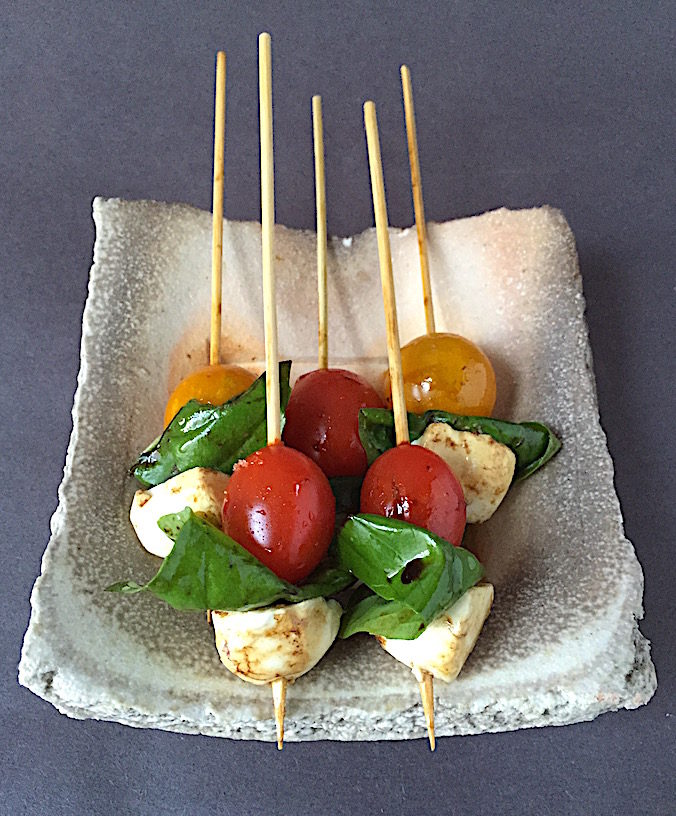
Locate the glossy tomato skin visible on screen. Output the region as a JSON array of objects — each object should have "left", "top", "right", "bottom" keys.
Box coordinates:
[
  {"left": 222, "top": 443, "right": 336, "bottom": 584},
  {"left": 383, "top": 333, "right": 496, "bottom": 417},
  {"left": 360, "top": 443, "right": 466, "bottom": 546},
  {"left": 282, "top": 368, "right": 384, "bottom": 478},
  {"left": 164, "top": 363, "right": 256, "bottom": 426}
]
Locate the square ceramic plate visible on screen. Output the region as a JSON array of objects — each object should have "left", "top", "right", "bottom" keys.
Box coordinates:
[{"left": 19, "top": 198, "right": 656, "bottom": 742}]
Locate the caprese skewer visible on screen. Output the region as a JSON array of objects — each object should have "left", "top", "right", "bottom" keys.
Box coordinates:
[
  {"left": 163, "top": 51, "right": 256, "bottom": 428},
  {"left": 381, "top": 66, "right": 496, "bottom": 419},
  {"left": 215, "top": 33, "right": 340, "bottom": 748},
  {"left": 281, "top": 94, "right": 384, "bottom": 479},
  {"left": 359, "top": 99, "right": 494, "bottom": 749},
  {"left": 120, "top": 39, "right": 347, "bottom": 751}
]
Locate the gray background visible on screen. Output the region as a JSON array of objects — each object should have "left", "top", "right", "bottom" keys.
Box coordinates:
[{"left": 2, "top": 2, "right": 674, "bottom": 814}]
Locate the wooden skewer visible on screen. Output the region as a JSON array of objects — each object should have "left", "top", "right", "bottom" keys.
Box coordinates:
[
  {"left": 313, "top": 95, "right": 329, "bottom": 369},
  {"left": 415, "top": 667, "right": 436, "bottom": 751},
  {"left": 210, "top": 51, "right": 226, "bottom": 365},
  {"left": 259, "top": 32, "right": 281, "bottom": 447},
  {"left": 271, "top": 677, "right": 286, "bottom": 750},
  {"left": 400, "top": 65, "right": 435, "bottom": 336},
  {"left": 204, "top": 51, "right": 227, "bottom": 624},
  {"left": 363, "top": 101, "right": 409, "bottom": 445},
  {"left": 364, "top": 100, "right": 435, "bottom": 751},
  {"left": 259, "top": 31, "right": 286, "bottom": 748}
]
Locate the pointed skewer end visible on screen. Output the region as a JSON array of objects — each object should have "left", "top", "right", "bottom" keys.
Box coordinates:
[
  {"left": 417, "top": 669, "right": 436, "bottom": 751},
  {"left": 272, "top": 677, "right": 287, "bottom": 750}
]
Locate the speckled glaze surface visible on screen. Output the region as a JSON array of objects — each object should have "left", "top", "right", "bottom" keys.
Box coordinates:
[{"left": 18, "top": 198, "right": 656, "bottom": 742}]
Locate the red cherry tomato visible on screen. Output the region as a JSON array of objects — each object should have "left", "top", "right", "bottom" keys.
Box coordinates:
[
  {"left": 282, "top": 368, "right": 384, "bottom": 478},
  {"left": 222, "top": 443, "right": 336, "bottom": 584},
  {"left": 360, "top": 443, "right": 466, "bottom": 546}
]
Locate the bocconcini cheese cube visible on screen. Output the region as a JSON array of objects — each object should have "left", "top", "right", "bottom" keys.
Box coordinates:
[
  {"left": 212, "top": 597, "right": 342, "bottom": 685},
  {"left": 130, "top": 467, "right": 230, "bottom": 558},
  {"left": 413, "top": 424, "right": 515, "bottom": 523},
  {"left": 377, "top": 583, "right": 494, "bottom": 682}
]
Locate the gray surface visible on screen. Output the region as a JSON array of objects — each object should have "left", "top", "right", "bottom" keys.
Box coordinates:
[{"left": 1, "top": 1, "right": 673, "bottom": 814}]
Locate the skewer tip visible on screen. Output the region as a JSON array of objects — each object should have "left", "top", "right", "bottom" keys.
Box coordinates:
[
  {"left": 417, "top": 670, "right": 436, "bottom": 751},
  {"left": 259, "top": 31, "right": 271, "bottom": 47},
  {"left": 271, "top": 677, "right": 287, "bottom": 750},
  {"left": 313, "top": 93, "right": 328, "bottom": 369}
]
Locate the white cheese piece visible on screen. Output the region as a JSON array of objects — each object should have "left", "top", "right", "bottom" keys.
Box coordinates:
[
  {"left": 130, "top": 467, "right": 230, "bottom": 558},
  {"left": 212, "top": 598, "right": 341, "bottom": 685},
  {"left": 413, "top": 424, "right": 515, "bottom": 523},
  {"left": 377, "top": 584, "right": 494, "bottom": 682}
]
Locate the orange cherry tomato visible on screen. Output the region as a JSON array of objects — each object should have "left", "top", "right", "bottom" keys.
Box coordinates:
[
  {"left": 222, "top": 443, "right": 336, "bottom": 584},
  {"left": 164, "top": 363, "right": 257, "bottom": 426},
  {"left": 282, "top": 368, "right": 384, "bottom": 478},
  {"left": 360, "top": 443, "right": 466, "bottom": 546},
  {"left": 383, "top": 332, "right": 496, "bottom": 417}
]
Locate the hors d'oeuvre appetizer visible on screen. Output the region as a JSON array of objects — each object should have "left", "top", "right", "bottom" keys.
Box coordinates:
[
  {"left": 163, "top": 51, "right": 255, "bottom": 427},
  {"left": 350, "top": 98, "right": 560, "bottom": 748},
  {"left": 110, "top": 368, "right": 353, "bottom": 749},
  {"left": 109, "top": 43, "right": 562, "bottom": 754},
  {"left": 110, "top": 37, "right": 353, "bottom": 749}
]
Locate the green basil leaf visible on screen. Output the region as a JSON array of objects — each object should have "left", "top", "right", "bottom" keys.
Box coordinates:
[
  {"left": 106, "top": 508, "right": 353, "bottom": 611},
  {"left": 358, "top": 408, "right": 397, "bottom": 466},
  {"left": 339, "top": 593, "right": 426, "bottom": 639},
  {"left": 132, "top": 362, "right": 292, "bottom": 488},
  {"left": 337, "top": 514, "right": 483, "bottom": 638},
  {"left": 359, "top": 407, "right": 561, "bottom": 481},
  {"left": 512, "top": 421, "right": 563, "bottom": 480}
]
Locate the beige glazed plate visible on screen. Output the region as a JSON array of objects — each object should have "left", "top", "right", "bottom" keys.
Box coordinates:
[{"left": 18, "top": 198, "right": 656, "bottom": 742}]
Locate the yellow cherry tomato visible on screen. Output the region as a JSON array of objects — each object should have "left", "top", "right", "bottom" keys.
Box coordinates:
[
  {"left": 164, "top": 363, "right": 257, "bottom": 426},
  {"left": 384, "top": 332, "right": 496, "bottom": 417}
]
